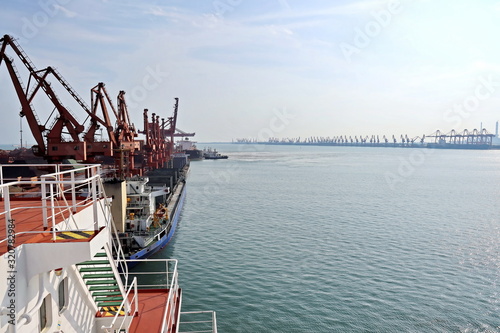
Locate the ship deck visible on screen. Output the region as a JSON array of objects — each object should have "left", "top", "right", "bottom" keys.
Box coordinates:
[
  {"left": 0, "top": 197, "right": 93, "bottom": 255},
  {"left": 128, "top": 288, "right": 181, "bottom": 333}
]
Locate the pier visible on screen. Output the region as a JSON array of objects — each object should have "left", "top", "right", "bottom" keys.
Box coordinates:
[{"left": 234, "top": 128, "right": 499, "bottom": 150}]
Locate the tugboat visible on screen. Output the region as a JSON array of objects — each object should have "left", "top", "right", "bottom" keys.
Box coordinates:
[{"left": 203, "top": 148, "right": 228, "bottom": 160}]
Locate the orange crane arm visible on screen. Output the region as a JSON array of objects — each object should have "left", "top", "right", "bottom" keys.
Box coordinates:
[{"left": 0, "top": 53, "right": 46, "bottom": 155}]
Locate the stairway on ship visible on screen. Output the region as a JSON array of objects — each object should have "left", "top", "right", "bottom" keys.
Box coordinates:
[{"left": 76, "top": 248, "right": 126, "bottom": 317}]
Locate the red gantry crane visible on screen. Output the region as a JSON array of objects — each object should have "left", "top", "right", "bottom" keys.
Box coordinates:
[
  {"left": 0, "top": 34, "right": 88, "bottom": 161},
  {"left": 1, "top": 35, "right": 185, "bottom": 177}
]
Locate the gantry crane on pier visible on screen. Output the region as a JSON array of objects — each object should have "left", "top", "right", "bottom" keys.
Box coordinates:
[{"left": 0, "top": 34, "right": 184, "bottom": 177}]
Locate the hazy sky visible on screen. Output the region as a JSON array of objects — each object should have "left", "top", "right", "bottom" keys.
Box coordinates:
[{"left": 1, "top": 0, "right": 500, "bottom": 144}]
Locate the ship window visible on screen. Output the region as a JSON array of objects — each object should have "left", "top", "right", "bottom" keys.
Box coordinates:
[
  {"left": 39, "top": 294, "right": 52, "bottom": 332},
  {"left": 58, "top": 278, "right": 68, "bottom": 313}
]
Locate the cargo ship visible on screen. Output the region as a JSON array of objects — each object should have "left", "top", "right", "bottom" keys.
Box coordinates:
[
  {"left": 0, "top": 163, "right": 217, "bottom": 332},
  {"left": 105, "top": 154, "right": 190, "bottom": 262},
  {"left": 177, "top": 138, "right": 203, "bottom": 160}
]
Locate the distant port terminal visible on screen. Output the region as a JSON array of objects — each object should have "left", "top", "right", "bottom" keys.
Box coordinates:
[{"left": 235, "top": 125, "right": 500, "bottom": 150}]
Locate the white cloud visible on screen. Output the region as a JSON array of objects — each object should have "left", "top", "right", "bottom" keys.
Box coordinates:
[
  {"left": 54, "top": 4, "right": 77, "bottom": 18},
  {"left": 1, "top": 0, "right": 500, "bottom": 143},
  {"left": 145, "top": 6, "right": 171, "bottom": 18}
]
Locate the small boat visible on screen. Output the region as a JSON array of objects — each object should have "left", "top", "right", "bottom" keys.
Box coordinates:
[{"left": 203, "top": 148, "right": 228, "bottom": 159}]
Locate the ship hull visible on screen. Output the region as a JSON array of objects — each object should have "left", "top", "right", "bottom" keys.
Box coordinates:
[
  {"left": 205, "top": 155, "right": 228, "bottom": 159},
  {"left": 184, "top": 149, "right": 203, "bottom": 160}
]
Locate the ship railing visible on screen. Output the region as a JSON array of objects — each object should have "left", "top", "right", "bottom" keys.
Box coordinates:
[
  {"left": 179, "top": 311, "right": 218, "bottom": 333},
  {"left": 167, "top": 180, "right": 184, "bottom": 219},
  {"left": 95, "top": 176, "right": 130, "bottom": 286},
  {"left": 119, "top": 259, "right": 180, "bottom": 333},
  {"left": 103, "top": 241, "right": 129, "bottom": 305},
  {"left": 129, "top": 222, "right": 168, "bottom": 237},
  {"left": 40, "top": 164, "right": 104, "bottom": 239},
  {"left": 0, "top": 164, "right": 111, "bottom": 244},
  {"left": 101, "top": 277, "right": 139, "bottom": 333}
]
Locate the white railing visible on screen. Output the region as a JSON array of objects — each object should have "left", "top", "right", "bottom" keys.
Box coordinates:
[
  {"left": 101, "top": 277, "right": 139, "bottom": 333},
  {"left": 0, "top": 164, "right": 104, "bottom": 244},
  {"left": 0, "top": 164, "right": 130, "bottom": 271},
  {"left": 96, "top": 177, "right": 130, "bottom": 286},
  {"left": 179, "top": 311, "right": 218, "bottom": 333}
]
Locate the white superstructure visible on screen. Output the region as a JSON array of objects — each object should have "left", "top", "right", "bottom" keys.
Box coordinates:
[{"left": 0, "top": 164, "right": 216, "bottom": 333}]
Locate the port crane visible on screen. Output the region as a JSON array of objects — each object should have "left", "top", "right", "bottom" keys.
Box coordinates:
[
  {"left": 0, "top": 35, "right": 182, "bottom": 177},
  {"left": 173, "top": 128, "right": 195, "bottom": 138},
  {"left": 0, "top": 34, "right": 87, "bottom": 159},
  {"left": 427, "top": 129, "right": 494, "bottom": 145}
]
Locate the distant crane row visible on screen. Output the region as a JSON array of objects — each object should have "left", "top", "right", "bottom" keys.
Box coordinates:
[{"left": 236, "top": 128, "right": 495, "bottom": 147}]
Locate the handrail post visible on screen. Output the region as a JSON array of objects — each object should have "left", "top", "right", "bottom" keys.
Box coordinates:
[
  {"left": 4, "top": 186, "right": 10, "bottom": 240},
  {"left": 134, "top": 277, "right": 138, "bottom": 315},
  {"left": 50, "top": 183, "right": 56, "bottom": 241},
  {"left": 213, "top": 311, "right": 218, "bottom": 333},
  {"left": 71, "top": 171, "right": 76, "bottom": 213},
  {"left": 57, "top": 172, "right": 62, "bottom": 198},
  {"left": 92, "top": 176, "right": 98, "bottom": 231},
  {"left": 0, "top": 165, "right": 3, "bottom": 198},
  {"left": 41, "top": 177, "right": 48, "bottom": 229}
]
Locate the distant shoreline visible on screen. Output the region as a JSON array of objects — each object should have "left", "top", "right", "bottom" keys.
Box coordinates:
[{"left": 0, "top": 144, "right": 19, "bottom": 150}]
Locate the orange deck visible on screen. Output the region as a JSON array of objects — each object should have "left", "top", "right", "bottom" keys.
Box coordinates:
[
  {"left": 129, "top": 289, "right": 181, "bottom": 333},
  {"left": 0, "top": 198, "right": 92, "bottom": 254}
]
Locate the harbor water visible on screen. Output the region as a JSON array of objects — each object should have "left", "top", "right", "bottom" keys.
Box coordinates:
[{"left": 155, "top": 143, "right": 500, "bottom": 332}]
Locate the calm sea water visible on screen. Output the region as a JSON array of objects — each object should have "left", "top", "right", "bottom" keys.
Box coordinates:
[{"left": 155, "top": 143, "right": 500, "bottom": 333}]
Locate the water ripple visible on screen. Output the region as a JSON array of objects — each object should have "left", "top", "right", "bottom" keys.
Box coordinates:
[{"left": 157, "top": 145, "right": 500, "bottom": 332}]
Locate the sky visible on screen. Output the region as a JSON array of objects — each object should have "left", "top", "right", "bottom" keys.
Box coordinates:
[{"left": 1, "top": 0, "right": 500, "bottom": 145}]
